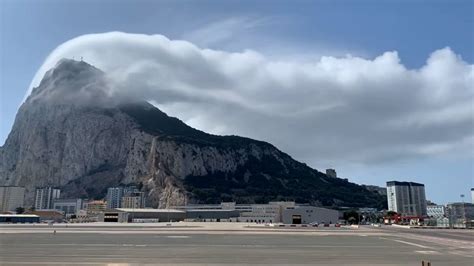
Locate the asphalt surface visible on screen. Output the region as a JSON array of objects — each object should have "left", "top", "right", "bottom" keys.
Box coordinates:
[
  {"left": 0, "top": 224, "right": 473, "bottom": 265},
  {"left": 380, "top": 226, "right": 474, "bottom": 242}
]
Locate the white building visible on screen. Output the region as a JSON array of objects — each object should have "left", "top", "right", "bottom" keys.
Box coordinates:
[
  {"left": 236, "top": 201, "right": 297, "bottom": 223},
  {"left": 446, "top": 202, "right": 474, "bottom": 228},
  {"left": 106, "top": 187, "right": 124, "bottom": 209},
  {"left": 0, "top": 186, "right": 25, "bottom": 212},
  {"left": 106, "top": 186, "right": 145, "bottom": 208},
  {"left": 386, "top": 181, "right": 427, "bottom": 217},
  {"left": 172, "top": 201, "right": 339, "bottom": 224},
  {"left": 121, "top": 192, "right": 146, "bottom": 209},
  {"left": 238, "top": 204, "right": 281, "bottom": 223},
  {"left": 53, "top": 198, "right": 84, "bottom": 216},
  {"left": 85, "top": 200, "right": 107, "bottom": 215},
  {"left": 471, "top": 188, "right": 474, "bottom": 204},
  {"left": 427, "top": 205, "right": 445, "bottom": 218},
  {"left": 282, "top": 206, "right": 339, "bottom": 224},
  {"left": 99, "top": 208, "right": 186, "bottom": 223},
  {"left": 123, "top": 191, "right": 145, "bottom": 208},
  {"left": 34, "top": 187, "right": 60, "bottom": 210},
  {"left": 121, "top": 196, "right": 140, "bottom": 209}
]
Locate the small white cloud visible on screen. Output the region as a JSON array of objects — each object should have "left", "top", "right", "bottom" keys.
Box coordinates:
[{"left": 182, "top": 16, "right": 271, "bottom": 48}]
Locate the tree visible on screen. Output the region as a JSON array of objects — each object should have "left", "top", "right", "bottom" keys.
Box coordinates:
[
  {"left": 386, "top": 211, "right": 398, "bottom": 217},
  {"left": 15, "top": 207, "right": 25, "bottom": 214},
  {"left": 343, "top": 210, "right": 360, "bottom": 224}
]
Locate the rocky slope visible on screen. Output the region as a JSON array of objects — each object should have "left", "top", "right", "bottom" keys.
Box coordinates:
[{"left": 0, "top": 59, "right": 385, "bottom": 208}]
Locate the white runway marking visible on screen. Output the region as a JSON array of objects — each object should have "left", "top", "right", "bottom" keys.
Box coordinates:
[
  {"left": 165, "top": 235, "right": 190, "bottom": 238},
  {"left": 379, "top": 237, "right": 434, "bottom": 249},
  {"left": 415, "top": 250, "right": 440, "bottom": 255},
  {"left": 448, "top": 250, "right": 474, "bottom": 258},
  {"left": 391, "top": 239, "right": 431, "bottom": 249}
]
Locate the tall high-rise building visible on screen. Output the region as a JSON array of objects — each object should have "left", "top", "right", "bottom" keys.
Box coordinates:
[
  {"left": 446, "top": 202, "right": 474, "bottom": 228},
  {"left": 0, "top": 186, "right": 25, "bottom": 212},
  {"left": 471, "top": 188, "right": 474, "bottom": 204},
  {"left": 34, "top": 187, "right": 60, "bottom": 210},
  {"left": 106, "top": 186, "right": 145, "bottom": 208},
  {"left": 386, "top": 181, "right": 427, "bottom": 217},
  {"left": 106, "top": 187, "right": 124, "bottom": 209}
]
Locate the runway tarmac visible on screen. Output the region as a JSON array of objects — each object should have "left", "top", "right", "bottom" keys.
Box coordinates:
[{"left": 0, "top": 223, "right": 472, "bottom": 265}]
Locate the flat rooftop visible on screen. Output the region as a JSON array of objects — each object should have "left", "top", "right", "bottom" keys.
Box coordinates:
[
  {"left": 0, "top": 214, "right": 39, "bottom": 217},
  {"left": 114, "top": 208, "right": 185, "bottom": 213}
]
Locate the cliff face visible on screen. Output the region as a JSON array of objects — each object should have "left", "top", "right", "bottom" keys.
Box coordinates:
[{"left": 0, "top": 59, "right": 385, "bottom": 209}]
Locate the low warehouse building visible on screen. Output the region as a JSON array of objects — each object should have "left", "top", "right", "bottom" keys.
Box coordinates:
[
  {"left": 26, "top": 210, "right": 64, "bottom": 223},
  {"left": 0, "top": 214, "right": 40, "bottom": 223},
  {"left": 99, "top": 208, "right": 186, "bottom": 223},
  {"left": 185, "top": 209, "right": 241, "bottom": 221},
  {"left": 282, "top": 206, "right": 339, "bottom": 224},
  {"left": 100, "top": 209, "right": 130, "bottom": 223}
]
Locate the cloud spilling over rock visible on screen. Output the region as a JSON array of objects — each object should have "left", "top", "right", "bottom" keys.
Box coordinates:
[{"left": 27, "top": 32, "right": 474, "bottom": 165}]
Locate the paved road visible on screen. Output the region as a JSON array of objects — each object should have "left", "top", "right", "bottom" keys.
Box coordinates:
[
  {"left": 0, "top": 224, "right": 472, "bottom": 265},
  {"left": 379, "top": 226, "right": 474, "bottom": 242}
]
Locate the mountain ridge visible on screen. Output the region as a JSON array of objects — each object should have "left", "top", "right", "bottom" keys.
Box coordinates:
[{"left": 0, "top": 59, "right": 386, "bottom": 209}]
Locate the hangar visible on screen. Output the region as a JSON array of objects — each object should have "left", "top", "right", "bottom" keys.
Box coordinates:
[
  {"left": 99, "top": 208, "right": 186, "bottom": 223},
  {"left": 185, "top": 209, "right": 241, "bottom": 221},
  {"left": 282, "top": 206, "right": 339, "bottom": 224}
]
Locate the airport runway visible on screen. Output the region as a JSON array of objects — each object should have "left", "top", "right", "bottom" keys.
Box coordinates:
[{"left": 0, "top": 224, "right": 473, "bottom": 265}]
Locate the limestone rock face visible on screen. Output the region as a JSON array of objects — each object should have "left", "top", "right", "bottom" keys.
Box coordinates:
[{"left": 0, "top": 59, "right": 385, "bottom": 209}]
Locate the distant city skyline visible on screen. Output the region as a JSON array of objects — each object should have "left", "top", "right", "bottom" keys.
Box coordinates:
[{"left": 1, "top": 0, "right": 472, "bottom": 204}]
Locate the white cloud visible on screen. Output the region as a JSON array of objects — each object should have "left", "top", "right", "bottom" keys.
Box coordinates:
[
  {"left": 182, "top": 16, "right": 270, "bottom": 48},
  {"left": 27, "top": 32, "right": 474, "bottom": 167}
]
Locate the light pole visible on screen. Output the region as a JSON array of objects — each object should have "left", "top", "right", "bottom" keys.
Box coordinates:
[
  {"left": 461, "top": 194, "right": 466, "bottom": 228},
  {"left": 167, "top": 200, "right": 170, "bottom": 223}
]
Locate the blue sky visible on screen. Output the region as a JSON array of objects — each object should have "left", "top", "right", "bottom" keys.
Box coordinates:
[{"left": 1, "top": 0, "right": 473, "bottom": 204}]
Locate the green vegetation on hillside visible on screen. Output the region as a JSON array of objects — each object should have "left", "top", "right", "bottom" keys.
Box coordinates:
[{"left": 121, "top": 101, "right": 386, "bottom": 209}]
